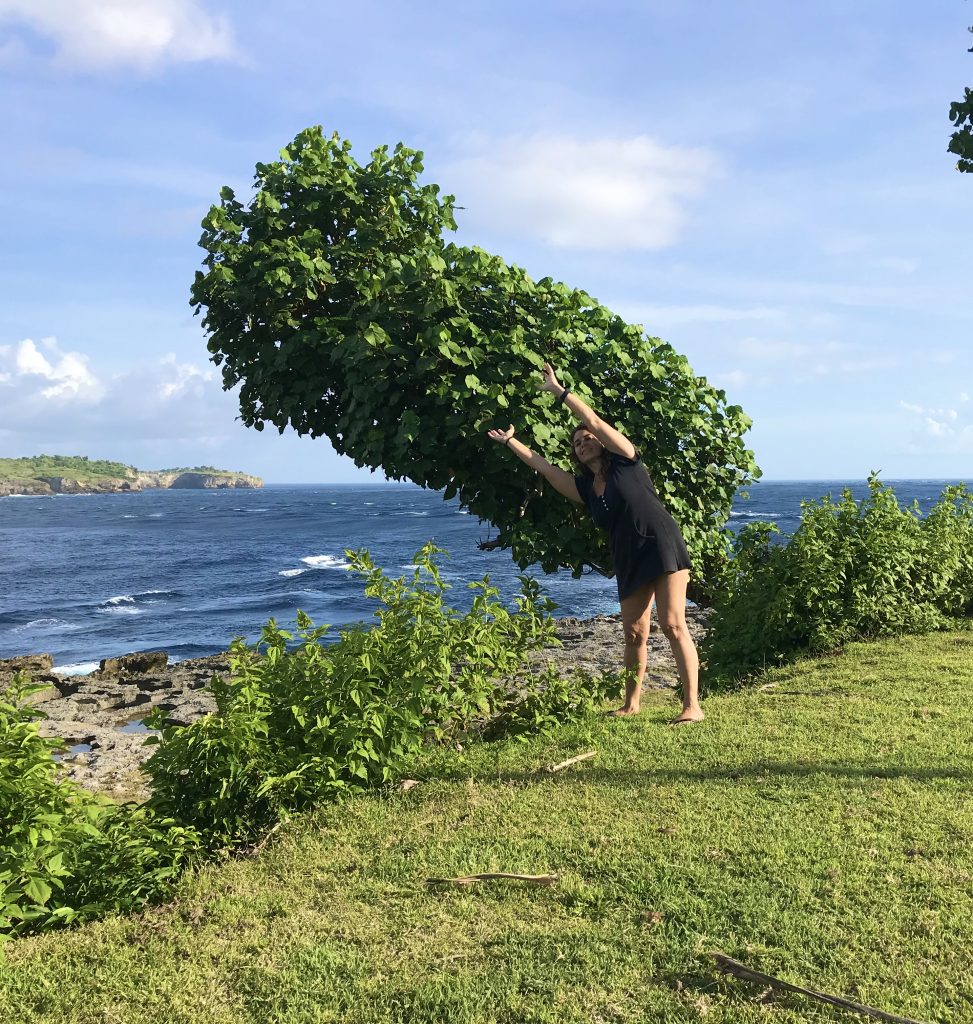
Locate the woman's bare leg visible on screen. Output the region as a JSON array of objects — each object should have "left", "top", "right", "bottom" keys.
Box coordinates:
[
  {"left": 654, "top": 569, "right": 704, "bottom": 724},
  {"left": 612, "top": 583, "right": 656, "bottom": 715}
]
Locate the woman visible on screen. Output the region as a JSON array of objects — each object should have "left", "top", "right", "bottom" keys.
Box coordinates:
[{"left": 487, "top": 363, "right": 704, "bottom": 724}]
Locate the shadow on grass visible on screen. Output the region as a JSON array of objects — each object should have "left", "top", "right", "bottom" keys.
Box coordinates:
[{"left": 432, "top": 759, "right": 971, "bottom": 787}]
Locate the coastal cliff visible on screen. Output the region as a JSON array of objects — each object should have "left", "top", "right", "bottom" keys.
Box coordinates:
[{"left": 0, "top": 457, "right": 262, "bottom": 496}]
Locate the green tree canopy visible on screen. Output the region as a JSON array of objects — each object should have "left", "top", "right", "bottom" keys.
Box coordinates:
[
  {"left": 949, "top": 26, "right": 973, "bottom": 172},
  {"left": 191, "top": 127, "right": 759, "bottom": 602}
]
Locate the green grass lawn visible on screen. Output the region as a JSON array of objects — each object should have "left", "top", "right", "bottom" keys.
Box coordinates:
[{"left": 2, "top": 632, "right": 972, "bottom": 1023}]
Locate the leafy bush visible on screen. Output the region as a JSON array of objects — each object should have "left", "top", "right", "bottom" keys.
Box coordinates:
[
  {"left": 144, "top": 544, "right": 570, "bottom": 849},
  {"left": 0, "top": 455, "right": 136, "bottom": 483},
  {"left": 487, "top": 666, "right": 620, "bottom": 740},
  {"left": 0, "top": 680, "right": 201, "bottom": 942},
  {"left": 190, "top": 126, "right": 759, "bottom": 603},
  {"left": 703, "top": 477, "right": 973, "bottom": 686}
]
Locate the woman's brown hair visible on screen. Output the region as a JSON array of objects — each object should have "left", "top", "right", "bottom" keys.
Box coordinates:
[{"left": 570, "top": 425, "right": 609, "bottom": 479}]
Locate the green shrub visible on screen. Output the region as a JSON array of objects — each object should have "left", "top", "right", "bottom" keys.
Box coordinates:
[
  {"left": 144, "top": 544, "right": 565, "bottom": 849},
  {"left": 0, "top": 680, "right": 201, "bottom": 942},
  {"left": 487, "top": 666, "right": 620, "bottom": 741},
  {"left": 703, "top": 476, "right": 973, "bottom": 686}
]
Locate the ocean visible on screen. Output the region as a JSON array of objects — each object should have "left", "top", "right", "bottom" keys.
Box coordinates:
[{"left": 0, "top": 479, "right": 963, "bottom": 672}]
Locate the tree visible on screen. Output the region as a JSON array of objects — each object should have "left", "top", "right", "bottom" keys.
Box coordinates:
[
  {"left": 949, "top": 25, "right": 973, "bottom": 172},
  {"left": 191, "top": 127, "right": 760, "bottom": 603}
]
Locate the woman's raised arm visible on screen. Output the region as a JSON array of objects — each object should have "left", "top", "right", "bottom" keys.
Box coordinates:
[
  {"left": 486, "top": 424, "right": 583, "bottom": 504},
  {"left": 539, "top": 363, "right": 637, "bottom": 460}
]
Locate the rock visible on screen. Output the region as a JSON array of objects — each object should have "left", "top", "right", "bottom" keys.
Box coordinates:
[
  {"left": 99, "top": 651, "right": 169, "bottom": 675},
  {"left": 0, "top": 653, "right": 55, "bottom": 676},
  {"left": 53, "top": 675, "right": 85, "bottom": 697},
  {"left": 135, "top": 675, "right": 171, "bottom": 691},
  {"left": 1, "top": 465, "right": 261, "bottom": 497},
  {"left": 0, "top": 478, "right": 54, "bottom": 497},
  {"left": 167, "top": 471, "right": 263, "bottom": 489},
  {"left": 0, "top": 654, "right": 62, "bottom": 701}
]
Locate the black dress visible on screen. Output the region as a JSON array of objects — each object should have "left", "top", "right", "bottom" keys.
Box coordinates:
[{"left": 574, "top": 452, "right": 692, "bottom": 601}]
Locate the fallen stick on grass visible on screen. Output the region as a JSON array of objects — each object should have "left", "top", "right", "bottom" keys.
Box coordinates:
[
  {"left": 545, "top": 751, "right": 596, "bottom": 773},
  {"left": 426, "top": 872, "right": 559, "bottom": 887},
  {"left": 710, "top": 952, "right": 930, "bottom": 1024},
  {"left": 245, "top": 820, "right": 284, "bottom": 858}
]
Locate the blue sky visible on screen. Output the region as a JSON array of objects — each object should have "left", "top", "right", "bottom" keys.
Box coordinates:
[{"left": 0, "top": 1, "right": 970, "bottom": 483}]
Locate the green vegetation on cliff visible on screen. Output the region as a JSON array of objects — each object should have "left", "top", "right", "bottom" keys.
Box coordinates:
[
  {"left": 0, "top": 456, "right": 256, "bottom": 486},
  {"left": 0, "top": 456, "right": 136, "bottom": 484}
]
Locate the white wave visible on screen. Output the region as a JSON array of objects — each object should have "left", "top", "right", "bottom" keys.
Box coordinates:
[
  {"left": 279, "top": 568, "right": 306, "bottom": 577},
  {"left": 122, "top": 514, "right": 138, "bottom": 518},
  {"left": 104, "top": 590, "right": 173, "bottom": 607},
  {"left": 395, "top": 511, "right": 428, "bottom": 516},
  {"left": 53, "top": 662, "right": 99, "bottom": 677},
  {"left": 301, "top": 554, "right": 351, "bottom": 570},
  {"left": 457, "top": 510, "right": 470, "bottom": 515},
  {"left": 364, "top": 501, "right": 374, "bottom": 505},
  {"left": 148, "top": 513, "right": 164, "bottom": 518},
  {"left": 729, "top": 511, "right": 779, "bottom": 519},
  {"left": 99, "top": 605, "right": 142, "bottom": 616},
  {"left": 10, "top": 617, "right": 63, "bottom": 633}
]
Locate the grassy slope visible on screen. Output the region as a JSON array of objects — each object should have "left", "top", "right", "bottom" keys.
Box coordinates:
[
  {"left": 0, "top": 457, "right": 247, "bottom": 483},
  {"left": 2, "top": 632, "right": 972, "bottom": 1023}
]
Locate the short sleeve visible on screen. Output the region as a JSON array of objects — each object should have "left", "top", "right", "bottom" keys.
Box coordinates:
[{"left": 574, "top": 473, "right": 592, "bottom": 509}]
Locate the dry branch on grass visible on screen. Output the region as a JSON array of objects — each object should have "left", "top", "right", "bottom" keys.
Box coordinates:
[
  {"left": 545, "top": 751, "right": 596, "bottom": 773},
  {"left": 710, "top": 952, "right": 930, "bottom": 1024},
  {"left": 425, "top": 872, "right": 559, "bottom": 887}
]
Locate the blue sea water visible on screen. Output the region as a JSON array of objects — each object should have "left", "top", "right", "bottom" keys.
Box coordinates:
[{"left": 0, "top": 479, "right": 963, "bottom": 670}]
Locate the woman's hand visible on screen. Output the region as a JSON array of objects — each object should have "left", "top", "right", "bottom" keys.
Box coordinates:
[
  {"left": 540, "top": 363, "right": 563, "bottom": 395},
  {"left": 487, "top": 424, "right": 515, "bottom": 446}
]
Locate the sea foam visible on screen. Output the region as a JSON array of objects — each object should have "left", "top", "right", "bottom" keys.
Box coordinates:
[
  {"left": 53, "top": 662, "right": 99, "bottom": 677},
  {"left": 300, "top": 554, "right": 351, "bottom": 570}
]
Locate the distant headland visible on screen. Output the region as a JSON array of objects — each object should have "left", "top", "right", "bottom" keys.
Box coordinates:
[{"left": 0, "top": 455, "right": 263, "bottom": 496}]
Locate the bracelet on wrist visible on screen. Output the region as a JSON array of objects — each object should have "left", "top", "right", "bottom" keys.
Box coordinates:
[
  {"left": 558, "top": 386, "right": 571, "bottom": 405},
  {"left": 504, "top": 436, "right": 513, "bottom": 446}
]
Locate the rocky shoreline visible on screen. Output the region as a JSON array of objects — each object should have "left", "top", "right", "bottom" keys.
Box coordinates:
[
  {"left": 1, "top": 608, "right": 709, "bottom": 801},
  {"left": 0, "top": 471, "right": 263, "bottom": 497}
]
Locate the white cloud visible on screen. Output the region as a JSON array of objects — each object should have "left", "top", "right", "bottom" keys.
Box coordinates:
[
  {"left": 731, "top": 337, "right": 898, "bottom": 378},
  {"left": 899, "top": 398, "right": 973, "bottom": 452},
  {"left": 737, "top": 338, "right": 843, "bottom": 361},
  {"left": 0, "top": 337, "right": 237, "bottom": 446},
  {"left": 712, "top": 369, "right": 749, "bottom": 390},
  {"left": 810, "top": 356, "right": 899, "bottom": 377},
  {"left": 0, "top": 0, "right": 237, "bottom": 70},
  {"left": 4, "top": 338, "right": 103, "bottom": 401},
  {"left": 156, "top": 354, "right": 216, "bottom": 398},
  {"left": 444, "top": 134, "right": 720, "bottom": 250},
  {"left": 616, "top": 303, "right": 783, "bottom": 328}
]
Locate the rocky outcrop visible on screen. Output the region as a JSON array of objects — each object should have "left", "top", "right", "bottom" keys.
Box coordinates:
[
  {"left": 0, "top": 478, "right": 58, "bottom": 496},
  {"left": 43, "top": 477, "right": 137, "bottom": 494},
  {"left": 0, "top": 472, "right": 262, "bottom": 496},
  {"left": 168, "top": 472, "right": 263, "bottom": 490},
  {"left": 2, "top": 650, "right": 231, "bottom": 800},
  {"left": 0, "top": 608, "right": 709, "bottom": 800}
]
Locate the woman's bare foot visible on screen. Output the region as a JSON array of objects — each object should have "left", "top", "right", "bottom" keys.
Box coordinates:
[
  {"left": 669, "top": 707, "right": 705, "bottom": 725},
  {"left": 605, "top": 705, "right": 640, "bottom": 718}
]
